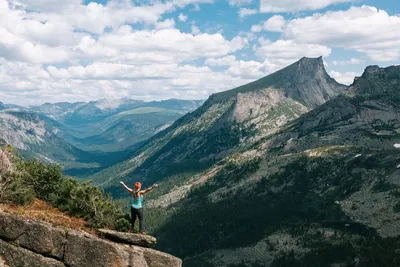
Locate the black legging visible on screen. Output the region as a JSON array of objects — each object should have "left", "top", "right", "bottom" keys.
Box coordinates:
[{"left": 130, "top": 207, "right": 144, "bottom": 232}]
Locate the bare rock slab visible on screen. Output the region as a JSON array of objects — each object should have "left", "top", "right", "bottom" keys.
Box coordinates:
[
  {"left": 0, "top": 212, "right": 181, "bottom": 267},
  {"left": 98, "top": 229, "right": 157, "bottom": 248},
  {"left": 0, "top": 239, "right": 64, "bottom": 267}
]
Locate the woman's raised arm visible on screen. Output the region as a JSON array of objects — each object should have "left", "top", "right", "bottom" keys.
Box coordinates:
[
  {"left": 120, "top": 181, "right": 133, "bottom": 193},
  {"left": 141, "top": 184, "right": 158, "bottom": 195}
]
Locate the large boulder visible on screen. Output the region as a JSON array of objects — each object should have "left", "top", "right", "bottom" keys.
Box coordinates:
[
  {"left": 97, "top": 229, "right": 157, "bottom": 248},
  {"left": 0, "top": 212, "right": 182, "bottom": 267},
  {"left": 0, "top": 212, "right": 66, "bottom": 260},
  {"left": 0, "top": 239, "right": 64, "bottom": 267},
  {"left": 64, "top": 229, "right": 130, "bottom": 267}
]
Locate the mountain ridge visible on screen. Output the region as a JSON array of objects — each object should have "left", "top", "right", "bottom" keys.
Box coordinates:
[
  {"left": 145, "top": 62, "right": 400, "bottom": 267},
  {"left": 91, "top": 57, "right": 346, "bottom": 194},
  {"left": 28, "top": 98, "right": 204, "bottom": 126},
  {"left": 208, "top": 56, "right": 346, "bottom": 108}
]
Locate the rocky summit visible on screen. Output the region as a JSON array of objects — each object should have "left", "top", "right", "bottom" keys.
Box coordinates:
[
  {"left": 0, "top": 212, "right": 181, "bottom": 267},
  {"left": 210, "top": 56, "right": 347, "bottom": 109}
]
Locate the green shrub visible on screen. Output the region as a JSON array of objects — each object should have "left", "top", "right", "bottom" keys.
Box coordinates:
[
  {"left": 115, "top": 218, "right": 130, "bottom": 232},
  {"left": 50, "top": 178, "right": 125, "bottom": 228},
  {"left": 1, "top": 146, "right": 126, "bottom": 230},
  {"left": 3, "top": 172, "right": 35, "bottom": 205},
  {"left": 18, "top": 159, "right": 63, "bottom": 201}
]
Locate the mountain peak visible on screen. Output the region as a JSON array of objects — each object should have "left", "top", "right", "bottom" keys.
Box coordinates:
[
  {"left": 350, "top": 64, "right": 400, "bottom": 96},
  {"left": 292, "top": 56, "right": 327, "bottom": 79},
  {"left": 298, "top": 56, "right": 324, "bottom": 65},
  {"left": 209, "top": 56, "right": 346, "bottom": 109},
  {"left": 93, "top": 98, "right": 144, "bottom": 111},
  {"left": 362, "top": 64, "right": 399, "bottom": 78}
]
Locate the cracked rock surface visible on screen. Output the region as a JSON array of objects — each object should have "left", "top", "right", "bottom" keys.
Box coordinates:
[
  {"left": 97, "top": 229, "right": 157, "bottom": 248},
  {"left": 0, "top": 212, "right": 181, "bottom": 267}
]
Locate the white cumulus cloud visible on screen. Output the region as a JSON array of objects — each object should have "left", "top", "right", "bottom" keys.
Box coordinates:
[
  {"left": 256, "top": 39, "right": 331, "bottom": 61},
  {"left": 155, "top": 19, "right": 176, "bottom": 29},
  {"left": 12, "top": 0, "right": 82, "bottom": 12},
  {"left": 0, "top": 60, "right": 253, "bottom": 105},
  {"left": 281, "top": 6, "right": 400, "bottom": 61},
  {"left": 329, "top": 71, "right": 359, "bottom": 85},
  {"left": 239, "top": 8, "right": 258, "bottom": 19},
  {"left": 178, "top": 13, "right": 188, "bottom": 22},
  {"left": 229, "top": 0, "right": 252, "bottom": 7},
  {"left": 205, "top": 55, "right": 237, "bottom": 66},
  {"left": 0, "top": 0, "right": 259, "bottom": 105},
  {"left": 191, "top": 25, "right": 201, "bottom": 35},
  {"left": 332, "top": 58, "right": 361, "bottom": 66},
  {"left": 260, "top": 0, "right": 354, "bottom": 13},
  {"left": 251, "top": 15, "right": 287, "bottom": 32},
  {"left": 226, "top": 60, "right": 266, "bottom": 79},
  {"left": 254, "top": 39, "right": 331, "bottom": 73}
]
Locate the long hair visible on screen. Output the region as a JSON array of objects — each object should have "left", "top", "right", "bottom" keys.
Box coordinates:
[{"left": 133, "top": 182, "right": 142, "bottom": 198}]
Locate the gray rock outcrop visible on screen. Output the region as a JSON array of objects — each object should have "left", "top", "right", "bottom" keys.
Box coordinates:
[
  {"left": 0, "top": 212, "right": 182, "bottom": 267},
  {"left": 97, "top": 229, "right": 157, "bottom": 248}
]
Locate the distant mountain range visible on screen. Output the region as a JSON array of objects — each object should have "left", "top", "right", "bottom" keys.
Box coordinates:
[
  {"left": 29, "top": 98, "right": 203, "bottom": 125},
  {"left": 89, "top": 57, "right": 400, "bottom": 267},
  {"left": 0, "top": 98, "right": 204, "bottom": 176}
]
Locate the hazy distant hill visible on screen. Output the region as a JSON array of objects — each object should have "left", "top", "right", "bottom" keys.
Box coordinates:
[
  {"left": 31, "top": 98, "right": 203, "bottom": 127},
  {"left": 0, "top": 98, "right": 203, "bottom": 176}
]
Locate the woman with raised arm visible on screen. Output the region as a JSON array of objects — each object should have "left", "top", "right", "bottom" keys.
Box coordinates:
[{"left": 120, "top": 181, "right": 158, "bottom": 235}]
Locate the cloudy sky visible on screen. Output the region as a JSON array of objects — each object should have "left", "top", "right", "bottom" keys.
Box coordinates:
[{"left": 0, "top": 0, "right": 399, "bottom": 106}]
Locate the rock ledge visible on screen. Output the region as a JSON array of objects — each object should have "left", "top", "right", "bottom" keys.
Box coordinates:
[
  {"left": 0, "top": 212, "right": 181, "bottom": 267},
  {"left": 98, "top": 229, "right": 157, "bottom": 248}
]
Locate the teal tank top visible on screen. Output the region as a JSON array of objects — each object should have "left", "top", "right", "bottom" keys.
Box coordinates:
[{"left": 131, "top": 194, "right": 143, "bottom": 209}]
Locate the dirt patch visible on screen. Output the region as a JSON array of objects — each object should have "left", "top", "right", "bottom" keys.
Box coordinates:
[{"left": 0, "top": 198, "right": 96, "bottom": 235}]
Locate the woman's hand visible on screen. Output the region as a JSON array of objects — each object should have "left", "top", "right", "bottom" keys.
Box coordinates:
[
  {"left": 142, "top": 184, "right": 158, "bottom": 194},
  {"left": 120, "top": 181, "right": 133, "bottom": 192}
]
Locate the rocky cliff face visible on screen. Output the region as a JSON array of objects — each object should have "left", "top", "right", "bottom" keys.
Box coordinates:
[
  {"left": 0, "top": 110, "right": 106, "bottom": 171},
  {"left": 210, "top": 56, "right": 346, "bottom": 109},
  {"left": 0, "top": 212, "right": 181, "bottom": 267},
  {"left": 268, "top": 64, "right": 400, "bottom": 153},
  {"left": 0, "top": 111, "right": 56, "bottom": 151}
]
